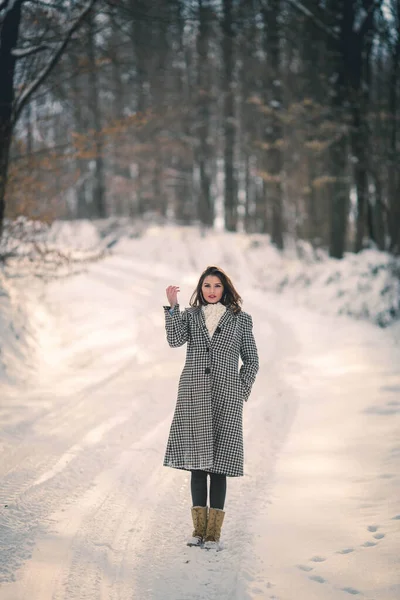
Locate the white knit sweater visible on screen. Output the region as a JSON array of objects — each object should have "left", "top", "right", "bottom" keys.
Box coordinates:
[{"left": 202, "top": 302, "right": 226, "bottom": 338}]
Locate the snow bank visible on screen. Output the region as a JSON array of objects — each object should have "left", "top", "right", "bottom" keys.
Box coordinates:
[
  {"left": 107, "top": 223, "right": 400, "bottom": 328},
  {"left": 0, "top": 218, "right": 104, "bottom": 387},
  {"left": 47, "top": 219, "right": 101, "bottom": 250},
  {"left": 0, "top": 217, "right": 105, "bottom": 277},
  {"left": 249, "top": 239, "right": 400, "bottom": 328},
  {"left": 0, "top": 272, "right": 40, "bottom": 387}
]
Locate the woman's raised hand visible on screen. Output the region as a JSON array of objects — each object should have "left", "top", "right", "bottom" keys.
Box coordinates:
[{"left": 166, "top": 285, "right": 180, "bottom": 308}]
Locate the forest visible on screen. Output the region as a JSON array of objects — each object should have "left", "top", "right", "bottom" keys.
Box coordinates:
[{"left": 0, "top": 0, "right": 399, "bottom": 259}]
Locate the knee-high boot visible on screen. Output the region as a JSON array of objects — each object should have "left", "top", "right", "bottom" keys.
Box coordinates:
[
  {"left": 204, "top": 507, "right": 225, "bottom": 550},
  {"left": 187, "top": 506, "right": 207, "bottom": 547}
]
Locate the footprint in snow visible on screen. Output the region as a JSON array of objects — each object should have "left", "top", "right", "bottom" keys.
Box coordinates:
[
  {"left": 341, "top": 586, "right": 361, "bottom": 595},
  {"left": 361, "top": 541, "right": 377, "bottom": 547},
  {"left": 367, "top": 525, "right": 378, "bottom": 532},
  {"left": 392, "top": 514, "right": 400, "bottom": 520},
  {"left": 337, "top": 548, "right": 354, "bottom": 554},
  {"left": 296, "top": 564, "right": 313, "bottom": 572},
  {"left": 310, "top": 555, "right": 326, "bottom": 562},
  {"left": 373, "top": 533, "right": 385, "bottom": 540},
  {"left": 309, "top": 574, "right": 327, "bottom": 584}
]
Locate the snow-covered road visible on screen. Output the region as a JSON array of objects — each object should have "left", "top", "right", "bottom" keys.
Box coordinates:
[{"left": 0, "top": 230, "right": 399, "bottom": 600}]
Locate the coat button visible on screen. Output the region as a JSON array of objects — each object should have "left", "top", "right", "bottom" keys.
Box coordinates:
[{"left": 204, "top": 367, "right": 210, "bottom": 374}]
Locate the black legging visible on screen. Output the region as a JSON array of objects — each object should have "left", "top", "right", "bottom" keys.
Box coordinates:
[{"left": 191, "top": 470, "right": 227, "bottom": 510}]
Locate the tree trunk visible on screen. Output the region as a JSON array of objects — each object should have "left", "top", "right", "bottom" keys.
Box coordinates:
[
  {"left": 350, "top": 0, "right": 375, "bottom": 252},
  {"left": 152, "top": 153, "right": 162, "bottom": 216},
  {"left": 25, "top": 102, "right": 33, "bottom": 155},
  {"left": 0, "top": 0, "right": 23, "bottom": 235},
  {"left": 372, "top": 172, "right": 386, "bottom": 250},
  {"left": 388, "top": 8, "right": 400, "bottom": 254},
  {"left": 150, "top": 1, "right": 169, "bottom": 217},
  {"left": 222, "top": 0, "right": 237, "bottom": 231},
  {"left": 262, "top": 0, "right": 284, "bottom": 249},
  {"left": 87, "top": 13, "right": 106, "bottom": 218},
  {"left": 173, "top": 0, "right": 194, "bottom": 224},
  {"left": 299, "top": 8, "right": 326, "bottom": 246},
  {"left": 196, "top": 0, "right": 212, "bottom": 226},
  {"left": 352, "top": 111, "right": 369, "bottom": 251},
  {"left": 130, "top": 0, "right": 151, "bottom": 217},
  {"left": 238, "top": 1, "right": 262, "bottom": 234},
  {"left": 328, "top": 0, "right": 350, "bottom": 258},
  {"left": 243, "top": 152, "right": 252, "bottom": 232},
  {"left": 68, "top": 52, "right": 89, "bottom": 219},
  {"left": 329, "top": 135, "right": 349, "bottom": 258},
  {"left": 110, "top": 12, "right": 130, "bottom": 215}
]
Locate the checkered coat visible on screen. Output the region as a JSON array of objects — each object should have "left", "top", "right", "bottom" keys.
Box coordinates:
[{"left": 163, "top": 303, "right": 259, "bottom": 477}]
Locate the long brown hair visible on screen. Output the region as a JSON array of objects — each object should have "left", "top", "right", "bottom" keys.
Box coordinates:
[{"left": 189, "top": 266, "right": 242, "bottom": 314}]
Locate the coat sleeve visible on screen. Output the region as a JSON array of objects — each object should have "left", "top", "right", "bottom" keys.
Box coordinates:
[
  {"left": 163, "top": 303, "right": 189, "bottom": 348},
  {"left": 239, "top": 313, "right": 259, "bottom": 402}
]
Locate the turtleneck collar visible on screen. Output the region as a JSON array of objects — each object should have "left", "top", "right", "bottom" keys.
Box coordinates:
[{"left": 201, "top": 302, "right": 226, "bottom": 337}]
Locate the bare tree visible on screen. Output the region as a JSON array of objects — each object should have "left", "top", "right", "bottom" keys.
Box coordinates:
[{"left": 0, "top": 0, "right": 98, "bottom": 235}]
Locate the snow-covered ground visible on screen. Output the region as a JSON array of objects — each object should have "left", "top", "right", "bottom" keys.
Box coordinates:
[{"left": 0, "top": 223, "right": 399, "bottom": 600}]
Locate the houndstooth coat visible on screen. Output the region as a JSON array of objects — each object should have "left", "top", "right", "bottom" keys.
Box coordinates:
[{"left": 162, "top": 303, "right": 259, "bottom": 477}]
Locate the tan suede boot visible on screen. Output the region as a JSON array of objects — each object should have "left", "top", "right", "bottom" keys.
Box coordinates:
[
  {"left": 203, "top": 507, "right": 225, "bottom": 550},
  {"left": 187, "top": 506, "right": 207, "bottom": 547}
]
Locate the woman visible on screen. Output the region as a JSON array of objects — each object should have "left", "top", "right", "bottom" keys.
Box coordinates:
[{"left": 163, "top": 266, "right": 259, "bottom": 550}]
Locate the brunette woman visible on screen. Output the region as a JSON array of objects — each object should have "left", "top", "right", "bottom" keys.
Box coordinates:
[{"left": 163, "top": 266, "right": 259, "bottom": 550}]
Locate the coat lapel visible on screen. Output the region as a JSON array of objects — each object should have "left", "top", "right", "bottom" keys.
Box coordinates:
[{"left": 195, "top": 307, "right": 210, "bottom": 342}]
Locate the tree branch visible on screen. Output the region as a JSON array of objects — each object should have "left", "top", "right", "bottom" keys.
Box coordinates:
[
  {"left": 12, "top": 43, "right": 49, "bottom": 58},
  {"left": 13, "top": 0, "right": 97, "bottom": 124},
  {"left": 24, "top": 0, "right": 68, "bottom": 9},
  {"left": 285, "top": 0, "right": 338, "bottom": 41}
]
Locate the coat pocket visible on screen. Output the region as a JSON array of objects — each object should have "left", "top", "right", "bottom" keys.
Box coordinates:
[
  {"left": 237, "top": 378, "right": 246, "bottom": 402},
  {"left": 239, "top": 378, "right": 250, "bottom": 402}
]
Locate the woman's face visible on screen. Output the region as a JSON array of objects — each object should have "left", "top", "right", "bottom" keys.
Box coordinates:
[{"left": 202, "top": 275, "right": 224, "bottom": 303}]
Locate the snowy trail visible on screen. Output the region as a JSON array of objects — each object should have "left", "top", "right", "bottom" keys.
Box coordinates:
[{"left": 0, "top": 231, "right": 399, "bottom": 600}]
